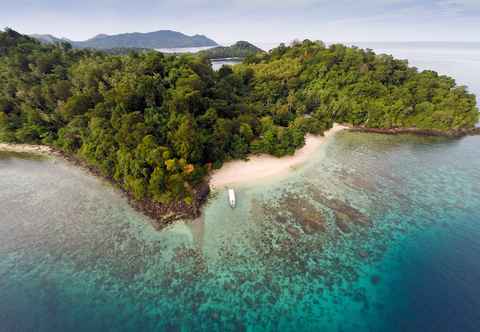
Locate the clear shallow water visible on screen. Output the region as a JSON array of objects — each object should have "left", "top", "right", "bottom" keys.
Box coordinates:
[
  {"left": 211, "top": 59, "right": 242, "bottom": 71},
  {"left": 1, "top": 132, "right": 480, "bottom": 332},
  {"left": 154, "top": 46, "right": 217, "bottom": 54}
]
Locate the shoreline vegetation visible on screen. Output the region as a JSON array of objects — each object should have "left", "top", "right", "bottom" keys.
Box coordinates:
[
  {"left": 1, "top": 29, "right": 478, "bottom": 229},
  {"left": 0, "top": 124, "right": 343, "bottom": 229},
  {"left": 3, "top": 123, "right": 479, "bottom": 157},
  {"left": 198, "top": 41, "right": 264, "bottom": 60},
  {"left": 0, "top": 125, "right": 343, "bottom": 228},
  {"left": 1, "top": 124, "right": 479, "bottom": 228}
]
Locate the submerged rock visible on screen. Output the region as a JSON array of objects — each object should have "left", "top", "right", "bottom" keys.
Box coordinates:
[
  {"left": 283, "top": 195, "right": 327, "bottom": 234},
  {"left": 334, "top": 212, "right": 351, "bottom": 233},
  {"left": 307, "top": 187, "right": 371, "bottom": 231},
  {"left": 358, "top": 250, "right": 369, "bottom": 259},
  {"left": 286, "top": 226, "right": 301, "bottom": 239},
  {"left": 371, "top": 275, "right": 381, "bottom": 285}
]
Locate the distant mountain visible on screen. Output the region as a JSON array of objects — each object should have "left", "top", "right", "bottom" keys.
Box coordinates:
[
  {"left": 198, "top": 41, "right": 264, "bottom": 59},
  {"left": 30, "top": 30, "right": 218, "bottom": 49},
  {"left": 30, "top": 34, "right": 71, "bottom": 44}
]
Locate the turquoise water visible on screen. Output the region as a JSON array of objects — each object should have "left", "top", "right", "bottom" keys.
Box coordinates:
[{"left": 1, "top": 131, "right": 480, "bottom": 331}]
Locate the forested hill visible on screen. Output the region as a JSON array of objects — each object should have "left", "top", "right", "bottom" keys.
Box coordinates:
[
  {"left": 30, "top": 34, "right": 71, "bottom": 44},
  {"left": 32, "top": 30, "right": 218, "bottom": 49},
  {"left": 1, "top": 29, "right": 478, "bottom": 223},
  {"left": 198, "top": 41, "right": 264, "bottom": 59},
  {"left": 238, "top": 41, "right": 478, "bottom": 130}
]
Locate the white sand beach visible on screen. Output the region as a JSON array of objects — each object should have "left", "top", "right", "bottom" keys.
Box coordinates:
[
  {"left": 0, "top": 143, "right": 54, "bottom": 155},
  {"left": 210, "top": 124, "right": 348, "bottom": 189}
]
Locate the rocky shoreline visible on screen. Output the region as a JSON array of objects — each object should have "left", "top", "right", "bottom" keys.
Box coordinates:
[
  {"left": 0, "top": 143, "right": 210, "bottom": 230},
  {"left": 56, "top": 150, "right": 210, "bottom": 230},
  {"left": 127, "top": 182, "right": 210, "bottom": 230},
  {"left": 349, "top": 126, "right": 480, "bottom": 137}
]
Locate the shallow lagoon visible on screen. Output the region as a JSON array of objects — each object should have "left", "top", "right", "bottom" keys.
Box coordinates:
[{"left": 1, "top": 131, "right": 480, "bottom": 331}]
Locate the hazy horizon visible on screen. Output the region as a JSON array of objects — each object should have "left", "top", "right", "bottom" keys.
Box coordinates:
[
  {"left": 2, "top": 0, "right": 480, "bottom": 44},
  {"left": 19, "top": 32, "right": 480, "bottom": 46}
]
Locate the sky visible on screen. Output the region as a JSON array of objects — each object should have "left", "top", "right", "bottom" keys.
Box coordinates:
[{"left": 1, "top": 0, "right": 480, "bottom": 44}]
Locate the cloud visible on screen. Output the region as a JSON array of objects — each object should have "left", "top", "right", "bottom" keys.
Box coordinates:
[{"left": 1, "top": 0, "right": 479, "bottom": 41}]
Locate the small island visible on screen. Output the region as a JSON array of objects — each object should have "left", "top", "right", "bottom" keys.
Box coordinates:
[
  {"left": 198, "top": 41, "right": 264, "bottom": 59},
  {"left": 1, "top": 29, "right": 478, "bottom": 228}
]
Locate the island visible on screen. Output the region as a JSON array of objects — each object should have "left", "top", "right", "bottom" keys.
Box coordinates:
[
  {"left": 31, "top": 29, "right": 218, "bottom": 49},
  {"left": 1, "top": 29, "right": 478, "bottom": 228},
  {"left": 198, "top": 41, "right": 264, "bottom": 59}
]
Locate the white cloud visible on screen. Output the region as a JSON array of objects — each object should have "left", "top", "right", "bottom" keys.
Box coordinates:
[{"left": 1, "top": 0, "right": 479, "bottom": 41}]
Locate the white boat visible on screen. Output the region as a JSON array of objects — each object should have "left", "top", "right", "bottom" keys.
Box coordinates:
[{"left": 228, "top": 188, "right": 236, "bottom": 208}]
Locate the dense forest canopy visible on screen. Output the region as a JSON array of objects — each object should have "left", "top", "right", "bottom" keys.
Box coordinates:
[
  {"left": 239, "top": 41, "right": 478, "bottom": 130},
  {"left": 1, "top": 29, "right": 478, "bottom": 209}
]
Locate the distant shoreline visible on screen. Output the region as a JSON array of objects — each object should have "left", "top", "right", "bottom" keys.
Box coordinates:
[
  {"left": 349, "top": 126, "right": 480, "bottom": 137},
  {"left": 210, "top": 57, "right": 243, "bottom": 61}
]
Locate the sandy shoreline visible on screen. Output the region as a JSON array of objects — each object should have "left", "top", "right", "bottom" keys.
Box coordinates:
[
  {"left": 1, "top": 124, "right": 347, "bottom": 191},
  {"left": 0, "top": 143, "right": 55, "bottom": 155},
  {"left": 210, "top": 124, "right": 348, "bottom": 189}
]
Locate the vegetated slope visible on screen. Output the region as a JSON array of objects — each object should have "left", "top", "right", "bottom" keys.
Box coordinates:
[
  {"left": 30, "top": 34, "right": 71, "bottom": 44},
  {"left": 199, "top": 41, "right": 264, "bottom": 59},
  {"left": 238, "top": 41, "right": 478, "bottom": 131},
  {"left": 1, "top": 30, "right": 477, "bottom": 222}
]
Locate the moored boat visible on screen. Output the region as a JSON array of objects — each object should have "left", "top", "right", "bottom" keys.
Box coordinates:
[{"left": 228, "top": 188, "right": 236, "bottom": 208}]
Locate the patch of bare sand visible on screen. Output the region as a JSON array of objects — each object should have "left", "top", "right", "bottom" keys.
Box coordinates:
[
  {"left": 0, "top": 143, "right": 54, "bottom": 155},
  {"left": 210, "top": 124, "right": 348, "bottom": 189}
]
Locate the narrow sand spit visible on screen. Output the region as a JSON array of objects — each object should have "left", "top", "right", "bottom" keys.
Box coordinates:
[
  {"left": 210, "top": 124, "right": 348, "bottom": 189},
  {"left": 0, "top": 143, "right": 54, "bottom": 155}
]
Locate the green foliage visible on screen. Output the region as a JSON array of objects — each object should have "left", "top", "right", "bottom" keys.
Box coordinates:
[
  {"left": 198, "top": 41, "right": 264, "bottom": 60},
  {"left": 238, "top": 40, "right": 478, "bottom": 131},
  {"left": 1, "top": 30, "right": 478, "bottom": 207}
]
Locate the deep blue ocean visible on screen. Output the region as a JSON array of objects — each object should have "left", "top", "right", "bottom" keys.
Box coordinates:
[{"left": 1, "top": 43, "right": 480, "bottom": 331}]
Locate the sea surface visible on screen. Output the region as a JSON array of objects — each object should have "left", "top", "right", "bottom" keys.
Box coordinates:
[
  {"left": 211, "top": 58, "right": 243, "bottom": 71},
  {"left": 154, "top": 46, "right": 217, "bottom": 54},
  {"left": 151, "top": 45, "right": 241, "bottom": 71},
  {"left": 1, "top": 44, "right": 480, "bottom": 332}
]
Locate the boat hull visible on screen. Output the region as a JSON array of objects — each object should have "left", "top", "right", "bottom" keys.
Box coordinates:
[{"left": 228, "top": 189, "right": 236, "bottom": 208}]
